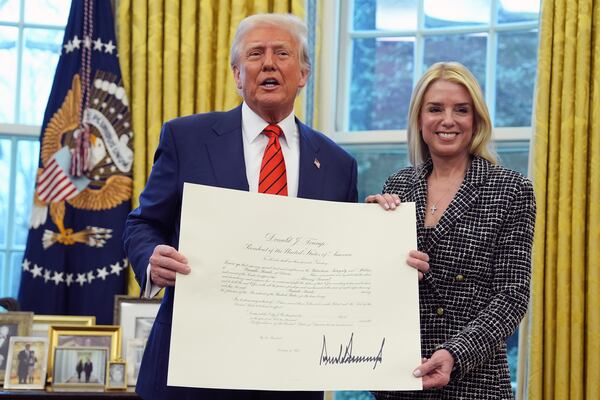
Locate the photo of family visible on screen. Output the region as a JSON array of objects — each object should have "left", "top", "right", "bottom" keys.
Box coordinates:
[
  {"left": 0, "top": 312, "right": 33, "bottom": 384},
  {"left": 52, "top": 346, "right": 107, "bottom": 390},
  {"left": 3, "top": 337, "right": 49, "bottom": 389}
]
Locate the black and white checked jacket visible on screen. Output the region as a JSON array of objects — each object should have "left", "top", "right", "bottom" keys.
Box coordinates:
[{"left": 373, "top": 156, "right": 536, "bottom": 400}]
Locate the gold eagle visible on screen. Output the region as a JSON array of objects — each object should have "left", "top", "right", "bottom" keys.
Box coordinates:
[{"left": 32, "top": 74, "right": 132, "bottom": 248}]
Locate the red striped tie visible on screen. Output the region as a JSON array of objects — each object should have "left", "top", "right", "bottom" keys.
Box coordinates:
[{"left": 258, "top": 124, "right": 287, "bottom": 196}]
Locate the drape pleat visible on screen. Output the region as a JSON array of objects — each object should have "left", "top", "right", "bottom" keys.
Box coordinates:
[
  {"left": 116, "top": 1, "right": 304, "bottom": 295},
  {"left": 528, "top": 0, "right": 600, "bottom": 399}
]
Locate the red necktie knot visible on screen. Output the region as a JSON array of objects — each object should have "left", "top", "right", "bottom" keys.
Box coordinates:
[{"left": 263, "top": 124, "right": 283, "bottom": 139}]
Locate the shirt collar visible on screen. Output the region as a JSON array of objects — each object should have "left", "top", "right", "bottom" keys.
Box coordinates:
[{"left": 241, "top": 102, "right": 297, "bottom": 145}]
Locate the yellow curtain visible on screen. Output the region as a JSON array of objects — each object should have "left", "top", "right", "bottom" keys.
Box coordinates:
[
  {"left": 116, "top": 1, "right": 305, "bottom": 296},
  {"left": 528, "top": 0, "right": 600, "bottom": 399}
]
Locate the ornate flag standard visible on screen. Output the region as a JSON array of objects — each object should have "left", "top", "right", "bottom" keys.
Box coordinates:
[{"left": 18, "top": 0, "right": 133, "bottom": 324}]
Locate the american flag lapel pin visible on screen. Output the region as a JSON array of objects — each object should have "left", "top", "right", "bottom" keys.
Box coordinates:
[{"left": 314, "top": 158, "right": 321, "bottom": 169}]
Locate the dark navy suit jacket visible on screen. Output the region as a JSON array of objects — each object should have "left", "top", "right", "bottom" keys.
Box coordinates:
[{"left": 123, "top": 105, "right": 358, "bottom": 399}]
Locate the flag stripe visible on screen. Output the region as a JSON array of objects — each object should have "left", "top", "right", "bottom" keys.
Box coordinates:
[{"left": 37, "top": 160, "right": 61, "bottom": 193}]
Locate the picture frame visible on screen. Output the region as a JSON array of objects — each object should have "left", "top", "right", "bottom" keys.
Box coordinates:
[
  {"left": 113, "top": 295, "right": 159, "bottom": 371},
  {"left": 32, "top": 315, "right": 96, "bottom": 338},
  {"left": 106, "top": 360, "right": 127, "bottom": 390},
  {"left": 3, "top": 336, "right": 49, "bottom": 389},
  {"left": 125, "top": 337, "right": 146, "bottom": 386},
  {"left": 52, "top": 346, "right": 107, "bottom": 391},
  {"left": 48, "top": 325, "right": 120, "bottom": 383},
  {"left": 0, "top": 312, "right": 33, "bottom": 383}
]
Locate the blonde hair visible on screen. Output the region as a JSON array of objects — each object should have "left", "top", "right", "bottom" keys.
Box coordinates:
[
  {"left": 230, "top": 13, "right": 310, "bottom": 72},
  {"left": 407, "top": 62, "right": 497, "bottom": 166}
]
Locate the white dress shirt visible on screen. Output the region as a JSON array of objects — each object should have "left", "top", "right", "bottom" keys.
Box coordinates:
[{"left": 144, "top": 102, "right": 301, "bottom": 297}]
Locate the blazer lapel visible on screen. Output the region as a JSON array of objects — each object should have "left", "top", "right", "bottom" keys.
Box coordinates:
[
  {"left": 424, "top": 156, "right": 488, "bottom": 254},
  {"left": 296, "top": 120, "right": 323, "bottom": 200},
  {"left": 409, "top": 160, "right": 431, "bottom": 249},
  {"left": 205, "top": 105, "right": 249, "bottom": 191}
]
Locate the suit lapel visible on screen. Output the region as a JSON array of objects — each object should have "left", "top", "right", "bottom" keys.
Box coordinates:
[
  {"left": 205, "top": 105, "right": 249, "bottom": 191},
  {"left": 296, "top": 120, "right": 323, "bottom": 200},
  {"left": 424, "top": 157, "right": 488, "bottom": 254}
]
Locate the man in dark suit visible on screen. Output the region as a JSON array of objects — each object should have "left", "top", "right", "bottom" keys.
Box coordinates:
[
  {"left": 17, "top": 344, "right": 31, "bottom": 384},
  {"left": 123, "top": 13, "right": 358, "bottom": 400}
]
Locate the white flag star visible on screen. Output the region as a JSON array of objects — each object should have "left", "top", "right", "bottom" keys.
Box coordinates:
[
  {"left": 87, "top": 270, "right": 96, "bottom": 283},
  {"left": 96, "top": 267, "right": 109, "bottom": 280},
  {"left": 104, "top": 40, "right": 116, "bottom": 54},
  {"left": 66, "top": 273, "right": 74, "bottom": 286},
  {"left": 43, "top": 269, "right": 51, "bottom": 282},
  {"left": 76, "top": 273, "right": 87, "bottom": 286},
  {"left": 52, "top": 272, "right": 64, "bottom": 286},
  {"left": 31, "top": 264, "right": 43, "bottom": 278},
  {"left": 71, "top": 35, "right": 81, "bottom": 49},
  {"left": 93, "top": 37, "right": 103, "bottom": 50},
  {"left": 63, "top": 40, "right": 74, "bottom": 53},
  {"left": 22, "top": 259, "right": 30, "bottom": 271},
  {"left": 84, "top": 35, "right": 92, "bottom": 48},
  {"left": 110, "top": 262, "right": 122, "bottom": 276}
]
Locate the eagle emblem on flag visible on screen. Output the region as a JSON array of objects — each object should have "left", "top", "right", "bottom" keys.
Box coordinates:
[{"left": 30, "top": 73, "right": 133, "bottom": 249}]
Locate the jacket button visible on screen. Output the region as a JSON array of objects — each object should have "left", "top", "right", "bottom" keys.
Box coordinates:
[
  {"left": 436, "top": 307, "right": 444, "bottom": 316},
  {"left": 455, "top": 274, "right": 465, "bottom": 282}
]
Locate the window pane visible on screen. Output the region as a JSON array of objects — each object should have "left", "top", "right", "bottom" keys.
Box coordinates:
[
  {"left": 0, "top": 0, "right": 19, "bottom": 22},
  {"left": 507, "top": 331, "right": 519, "bottom": 393},
  {"left": 495, "top": 30, "right": 538, "bottom": 127},
  {"left": 497, "top": 141, "right": 530, "bottom": 176},
  {"left": 424, "top": 0, "right": 491, "bottom": 28},
  {"left": 334, "top": 391, "right": 375, "bottom": 400},
  {"left": 353, "top": 0, "right": 418, "bottom": 31},
  {"left": 13, "top": 139, "right": 40, "bottom": 247},
  {"left": 342, "top": 144, "right": 410, "bottom": 202},
  {"left": 0, "top": 251, "right": 5, "bottom": 298},
  {"left": 9, "top": 252, "right": 24, "bottom": 298},
  {"left": 423, "top": 33, "right": 487, "bottom": 91},
  {"left": 24, "top": 0, "right": 70, "bottom": 26},
  {"left": 0, "top": 139, "right": 11, "bottom": 247},
  {"left": 349, "top": 38, "right": 414, "bottom": 131},
  {"left": 0, "top": 26, "right": 18, "bottom": 123},
  {"left": 498, "top": 0, "right": 541, "bottom": 24},
  {"left": 19, "top": 28, "right": 63, "bottom": 125}
]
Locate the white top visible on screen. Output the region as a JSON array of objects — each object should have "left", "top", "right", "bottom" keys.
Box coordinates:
[{"left": 144, "top": 102, "right": 302, "bottom": 297}]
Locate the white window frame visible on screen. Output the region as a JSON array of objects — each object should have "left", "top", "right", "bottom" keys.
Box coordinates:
[
  {"left": 0, "top": 125, "right": 39, "bottom": 297},
  {"left": 318, "top": 0, "right": 538, "bottom": 145},
  {"left": 0, "top": 0, "right": 66, "bottom": 297}
]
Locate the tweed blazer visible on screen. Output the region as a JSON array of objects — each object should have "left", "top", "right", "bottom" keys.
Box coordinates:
[{"left": 373, "top": 156, "right": 535, "bottom": 400}]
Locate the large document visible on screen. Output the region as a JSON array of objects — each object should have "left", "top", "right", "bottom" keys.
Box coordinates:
[{"left": 168, "top": 183, "right": 421, "bottom": 391}]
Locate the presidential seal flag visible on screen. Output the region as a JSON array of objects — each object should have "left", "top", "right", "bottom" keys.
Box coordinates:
[{"left": 18, "top": 0, "right": 133, "bottom": 324}]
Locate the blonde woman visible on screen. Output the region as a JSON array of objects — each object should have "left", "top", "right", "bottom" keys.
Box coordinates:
[{"left": 367, "top": 62, "right": 535, "bottom": 399}]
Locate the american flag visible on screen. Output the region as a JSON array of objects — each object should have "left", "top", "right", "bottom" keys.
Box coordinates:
[{"left": 36, "top": 147, "right": 89, "bottom": 203}]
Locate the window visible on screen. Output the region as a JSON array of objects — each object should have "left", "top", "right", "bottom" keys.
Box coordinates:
[
  {"left": 318, "top": 1, "right": 540, "bottom": 398},
  {"left": 0, "top": 0, "right": 69, "bottom": 298}
]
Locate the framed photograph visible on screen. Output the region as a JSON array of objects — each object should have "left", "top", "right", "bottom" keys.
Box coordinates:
[
  {"left": 52, "top": 346, "right": 107, "bottom": 391},
  {"left": 3, "top": 336, "right": 49, "bottom": 389},
  {"left": 32, "top": 315, "right": 95, "bottom": 338},
  {"left": 0, "top": 312, "right": 33, "bottom": 383},
  {"left": 113, "top": 295, "right": 159, "bottom": 369},
  {"left": 106, "top": 360, "right": 127, "bottom": 390},
  {"left": 125, "top": 338, "right": 146, "bottom": 386},
  {"left": 48, "top": 325, "right": 120, "bottom": 383}
]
